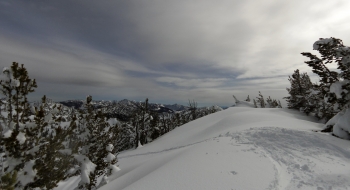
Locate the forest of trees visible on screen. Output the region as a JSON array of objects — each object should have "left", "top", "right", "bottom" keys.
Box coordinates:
[{"left": 0, "top": 63, "right": 221, "bottom": 189}]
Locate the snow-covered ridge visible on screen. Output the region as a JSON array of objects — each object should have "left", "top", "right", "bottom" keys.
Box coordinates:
[{"left": 54, "top": 104, "right": 350, "bottom": 190}]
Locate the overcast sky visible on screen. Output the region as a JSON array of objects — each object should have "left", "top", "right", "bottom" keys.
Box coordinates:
[{"left": 1, "top": 0, "right": 350, "bottom": 106}]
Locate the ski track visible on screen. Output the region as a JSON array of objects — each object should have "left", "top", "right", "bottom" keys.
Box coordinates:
[
  {"left": 118, "top": 127, "right": 350, "bottom": 190},
  {"left": 118, "top": 138, "right": 211, "bottom": 159},
  {"left": 224, "top": 127, "right": 350, "bottom": 190}
]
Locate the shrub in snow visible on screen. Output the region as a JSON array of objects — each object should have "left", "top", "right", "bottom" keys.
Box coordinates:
[
  {"left": 266, "top": 96, "right": 282, "bottom": 108},
  {"left": 246, "top": 92, "right": 282, "bottom": 108},
  {"left": 301, "top": 37, "right": 350, "bottom": 138}
]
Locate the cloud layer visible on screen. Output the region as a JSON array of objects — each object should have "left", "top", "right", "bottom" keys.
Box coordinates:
[{"left": 1, "top": 0, "right": 350, "bottom": 106}]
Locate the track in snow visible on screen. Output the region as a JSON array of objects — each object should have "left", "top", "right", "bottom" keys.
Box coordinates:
[
  {"left": 118, "top": 138, "right": 210, "bottom": 159},
  {"left": 224, "top": 127, "right": 350, "bottom": 190}
]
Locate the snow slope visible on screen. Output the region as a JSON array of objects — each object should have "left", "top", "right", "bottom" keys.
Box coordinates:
[{"left": 59, "top": 104, "right": 350, "bottom": 190}]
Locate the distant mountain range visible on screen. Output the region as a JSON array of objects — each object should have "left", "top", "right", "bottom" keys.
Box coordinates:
[
  {"left": 60, "top": 99, "right": 191, "bottom": 112},
  {"left": 59, "top": 99, "right": 225, "bottom": 114}
]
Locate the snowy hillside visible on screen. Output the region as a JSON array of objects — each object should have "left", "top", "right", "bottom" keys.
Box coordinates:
[{"left": 57, "top": 103, "right": 350, "bottom": 190}]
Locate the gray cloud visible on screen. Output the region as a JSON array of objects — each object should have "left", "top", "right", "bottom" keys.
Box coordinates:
[{"left": 1, "top": 0, "right": 350, "bottom": 106}]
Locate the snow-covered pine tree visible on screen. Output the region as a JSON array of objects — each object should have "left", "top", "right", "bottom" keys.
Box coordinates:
[
  {"left": 256, "top": 91, "right": 265, "bottom": 108},
  {"left": 150, "top": 111, "right": 160, "bottom": 140},
  {"left": 26, "top": 95, "right": 78, "bottom": 189},
  {"left": 1, "top": 63, "right": 78, "bottom": 189},
  {"left": 0, "top": 62, "right": 37, "bottom": 189},
  {"left": 173, "top": 113, "right": 181, "bottom": 128},
  {"left": 285, "top": 69, "right": 313, "bottom": 112},
  {"left": 159, "top": 112, "right": 169, "bottom": 135},
  {"left": 277, "top": 100, "right": 282, "bottom": 108},
  {"left": 114, "top": 122, "right": 135, "bottom": 152},
  {"left": 245, "top": 95, "right": 250, "bottom": 102},
  {"left": 253, "top": 99, "right": 257, "bottom": 108},
  {"left": 130, "top": 98, "right": 152, "bottom": 147},
  {"left": 0, "top": 98, "right": 4, "bottom": 136},
  {"left": 302, "top": 37, "right": 350, "bottom": 138},
  {"left": 266, "top": 96, "right": 279, "bottom": 108},
  {"left": 75, "top": 95, "right": 119, "bottom": 190},
  {"left": 188, "top": 100, "right": 198, "bottom": 121}
]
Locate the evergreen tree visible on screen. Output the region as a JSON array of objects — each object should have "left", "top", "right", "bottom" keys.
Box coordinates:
[
  {"left": 0, "top": 62, "right": 38, "bottom": 189},
  {"left": 266, "top": 96, "right": 279, "bottom": 108},
  {"left": 0, "top": 63, "right": 78, "bottom": 189},
  {"left": 129, "top": 98, "right": 152, "bottom": 147},
  {"left": 159, "top": 112, "right": 169, "bottom": 135},
  {"left": 253, "top": 99, "right": 257, "bottom": 108},
  {"left": 150, "top": 111, "right": 160, "bottom": 140},
  {"left": 285, "top": 69, "right": 313, "bottom": 111},
  {"left": 75, "top": 95, "right": 119, "bottom": 190},
  {"left": 188, "top": 100, "right": 198, "bottom": 120},
  {"left": 256, "top": 91, "right": 265, "bottom": 108},
  {"left": 115, "top": 122, "right": 135, "bottom": 152},
  {"left": 245, "top": 95, "right": 250, "bottom": 102},
  {"left": 301, "top": 37, "right": 350, "bottom": 138}
]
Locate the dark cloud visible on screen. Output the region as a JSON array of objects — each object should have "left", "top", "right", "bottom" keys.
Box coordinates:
[{"left": 1, "top": 0, "right": 350, "bottom": 106}]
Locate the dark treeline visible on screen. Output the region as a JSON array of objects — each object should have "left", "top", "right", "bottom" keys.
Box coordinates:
[{"left": 112, "top": 98, "right": 222, "bottom": 152}]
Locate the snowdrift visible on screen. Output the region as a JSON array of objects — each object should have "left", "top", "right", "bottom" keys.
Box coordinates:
[{"left": 57, "top": 105, "right": 350, "bottom": 190}]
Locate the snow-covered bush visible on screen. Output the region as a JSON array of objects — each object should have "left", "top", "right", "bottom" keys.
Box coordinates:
[{"left": 242, "top": 92, "right": 282, "bottom": 108}]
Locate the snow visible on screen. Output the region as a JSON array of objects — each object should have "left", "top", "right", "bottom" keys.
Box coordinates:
[
  {"left": 18, "top": 160, "right": 37, "bottom": 186},
  {"left": 56, "top": 104, "right": 350, "bottom": 190},
  {"left": 328, "top": 108, "right": 350, "bottom": 140},
  {"left": 74, "top": 155, "right": 97, "bottom": 184},
  {"left": 3, "top": 129, "right": 13, "bottom": 138},
  {"left": 313, "top": 38, "right": 334, "bottom": 50},
  {"left": 330, "top": 81, "right": 345, "bottom": 99},
  {"left": 106, "top": 144, "right": 114, "bottom": 152},
  {"left": 2, "top": 67, "right": 9, "bottom": 72},
  {"left": 106, "top": 153, "right": 115, "bottom": 162},
  {"left": 16, "top": 132, "right": 26, "bottom": 144},
  {"left": 137, "top": 141, "right": 143, "bottom": 149},
  {"left": 107, "top": 118, "right": 119, "bottom": 126},
  {"left": 58, "top": 149, "right": 72, "bottom": 155}
]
